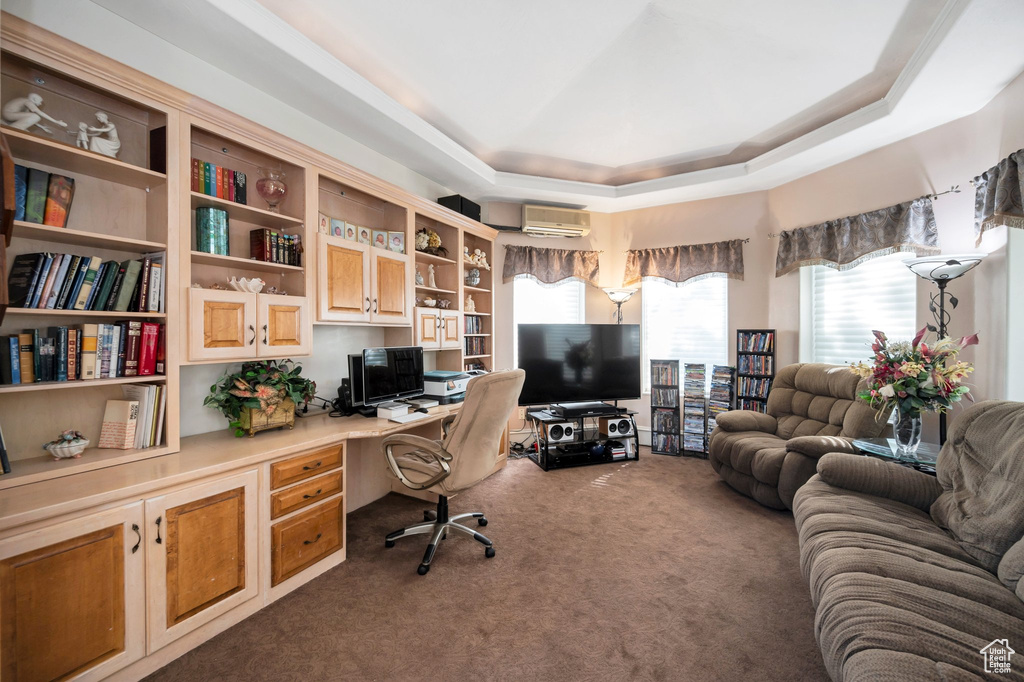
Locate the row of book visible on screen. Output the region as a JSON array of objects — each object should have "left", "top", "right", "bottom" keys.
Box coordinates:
[
  {"left": 738, "top": 376, "right": 772, "bottom": 399},
  {"left": 464, "top": 336, "right": 487, "bottom": 356},
  {"left": 191, "top": 159, "right": 247, "bottom": 204},
  {"left": 707, "top": 365, "right": 736, "bottom": 440},
  {"left": 98, "top": 384, "right": 166, "bottom": 450},
  {"left": 8, "top": 252, "right": 165, "bottom": 313},
  {"left": 464, "top": 315, "right": 485, "bottom": 334},
  {"left": 249, "top": 228, "right": 303, "bottom": 266},
  {"left": 651, "top": 387, "right": 678, "bottom": 409},
  {"left": 739, "top": 398, "right": 769, "bottom": 413},
  {"left": 13, "top": 165, "right": 75, "bottom": 227},
  {"left": 650, "top": 361, "right": 679, "bottom": 387},
  {"left": 738, "top": 331, "right": 775, "bottom": 353},
  {"left": 652, "top": 433, "right": 680, "bottom": 455},
  {"left": 0, "top": 323, "right": 165, "bottom": 385},
  {"left": 682, "top": 364, "right": 707, "bottom": 454},
  {"left": 738, "top": 355, "right": 773, "bottom": 376},
  {"left": 651, "top": 408, "right": 679, "bottom": 433}
]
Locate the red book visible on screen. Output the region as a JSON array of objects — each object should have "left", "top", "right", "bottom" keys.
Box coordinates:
[
  {"left": 222, "top": 168, "right": 230, "bottom": 200},
  {"left": 191, "top": 159, "right": 200, "bottom": 192},
  {"left": 215, "top": 166, "right": 224, "bottom": 199},
  {"left": 155, "top": 324, "right": 166, "bottom": 375},
  {"left": 138, "top": 322, "right": 159, "bottom": 376},
  {"left": 228, "top": 170, "right": 235, "bottom": 202}
]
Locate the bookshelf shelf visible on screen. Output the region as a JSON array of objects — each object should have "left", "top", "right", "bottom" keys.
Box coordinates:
[
  {"left": 190, "top": 251, "right": 304, "bottom": 273},
  {"left": 415, "top": 284, "right": 457, "bottom": 295},
  {"left": 3, "top": 126, "right": 166, "bottom": 189},
  {"left": 190, "top": 191, "right": 304, "bottom": 230},
  {"left": 464, "top": 285, "right": 491, "bottom": 294},
  {"left": 413, "top": 251, "right": 457, "bottom": 266},
  {"left": 737, "top": 329, "right": 776, "bottom": 413},
  {"left": 5, "top": 309, "right": 166, "bottom": 318},
  {"left": 0, "top": 375, "right": 167, "bottom": 394},
  {"left": 13, "top": 221, "right": 167, "bottom": 251},
  {"left": 463, "top": 333, "right": 490, "bottom": 337},
  {"left": 463, "top": 311, "right": 490, "bottom": 316},
  {"left": 0, "top": 444, "right": 172, "bottom": 491},
  {"left": 463, "top": 354, "right": 491, "bottom": 360}
]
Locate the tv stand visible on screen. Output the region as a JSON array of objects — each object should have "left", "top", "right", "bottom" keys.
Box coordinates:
[
  {"left": 526, "top": 406, "right": 639, "bottom": 471},
  {"left": 551, "top": 401, "right": 623, "bottom": 419}
]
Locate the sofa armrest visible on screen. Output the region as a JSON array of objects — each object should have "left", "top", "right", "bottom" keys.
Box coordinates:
[
  {"left": 715, "top": 410, "right": 777, "bottom": 434},
  {"left": 786, "top": 435, "right": 857, "bottom": 459},
  {"left": 817, "top": 453, "right": 943, "bottom": 512}
]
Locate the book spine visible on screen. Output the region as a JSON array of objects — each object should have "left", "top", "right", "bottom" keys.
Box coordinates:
[
  {"left": 35, "top": 255, "right": 61, "bottom": 309},
  {"left": 204, "top": 162, "right": 212, "bottom": 196},
  {"left": 19, "top": 254, "right": 45, "bottom": 308},
  {"left": 250, "top": 228, "right": 268, "bottom": 261},
  {"left": 155, "top": 324, "right": 166, "bottom": 375},
  {"left": 83, "top": 262, "right": 106, "bottom": 311},
  {"left": 124, "top": 320, "right": 142, "bottom": 376},
  {"left": 81, "top": 324, "right": 99, "bottom": 380},
  {"left": 235, "top": 171, "right": 246, "bottom": 204},
  {"left": 105, "top": 264, "right": 127, "bottom": 311},
  {"left": 73, "top": 257, "right": 103, "bottom": 310},
  {"left": 48, "top": 326, "right": 68, "bottom": 382},
  {"left": 43, "top": 254, "right": 71, "bottom": 309},
  {"left": 40, "top": 337, "right": 55, "bottom": 382},
  {"left": 191, "top": 158, "right": 200, "bottom": 193},
  {"left": 31, "top": 329, "right": 41, "bottom": 382},
  {"left": 215, "top": 165, "right": 224, "bottom": 199},
  {"left": 67, "top": 327, "right": 78, "bottom": 381},
  {"left": 270, "top": 232, "right": 278, "bottom": 264},
  {"left": 228, "top": 170, "right": 235, "bottom": 202},
  {"left": 64, "top": 257, "right": 90, "bottom": 310},
  {"left": 115, "top": 261, "right": 142, "bottom": 312},
  {"left": 148, "top": 262, "right": 162, "bottom": 313},
  {"left": 136, "top": 258, "right": 151, "bottom": 312},
  {"left": 99, "top": 324, "right": 113, "bottom": 378},
  {"left": 27, "top": 254, "right": 52, "bottom": 308},
  {"left": 55, "top": 255, "right": 82, "bottom": 310},
  {"left": 221, "top": 167, "right": 229, "bottom": 200},
  {"left": 14, "top": 164, "right": 27, "bottom": 221},
  {"left": 42, "top": 175, "right": 75, "bottom": 228},
  {"left": 114, "top": 322, "right": 127, "bottom": 378},
  {"left": 24, "top": 168, "right": 49, "bottom": 223},
  {"left": 139, "top": 323, "right": 159, "bottom": 376}
]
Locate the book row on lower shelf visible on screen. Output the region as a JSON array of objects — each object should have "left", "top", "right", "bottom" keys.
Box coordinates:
[
  {"left": 737, "top": 331, "right": 775, "bottom": 353},
  {"left": 99, "top": 384, "right": 167, "bottom": 450},
  {"left": 739, "top": 398, "right": 769, "bottom": 412},
  {"left": 465, "top": 336, "right": 487, "bottom": 356},
  {"left": 738, "top": 354, "right": 773, "bottom": 376},
  {"left": 738, "top": 376, "right": 772, "bottom": 399},
  {"left": 1, "top": 322, "right": 165, "bottom": 385},
  {"left": 464, "top": 314, "right": 485, "bottom": 334},
  {"left": 8, "top": 251, "right": 165, "bottom": 313}
]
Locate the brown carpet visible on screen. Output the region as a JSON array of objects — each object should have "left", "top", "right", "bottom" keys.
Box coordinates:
[{"left": 146, "top": 452, "right": 829, "bottom": 681}]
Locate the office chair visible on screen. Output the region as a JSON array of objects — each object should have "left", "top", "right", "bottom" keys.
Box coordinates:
[{"left": 382, "top": 369, "right": 525, "bottom": 575}]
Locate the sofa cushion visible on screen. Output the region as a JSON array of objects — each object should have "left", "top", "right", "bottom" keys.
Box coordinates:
[
  {"left": 768, "top": 363, "right": 884, "bottom": 441},
  {"left": 708, "top": 430, "right": 786, "bottom": 483},
  {"left": 932, "top": 401, "right": 1024, "bottom": 579}
]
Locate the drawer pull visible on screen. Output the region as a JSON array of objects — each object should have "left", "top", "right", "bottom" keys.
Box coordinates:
[
  {"left": 155, "top": 516, "right": 163, "bottom": 544},
  {"left": 304, "top": 533, "right": 322, "bottom": 545},
  {"left": 131, "top": 524, "right": 141, "bottom": 554},
  {"left": 303, "top": 488, "right": 322, "bottom": 500},
  {"left": 302, "top": 461, "right": 322, "bottom": 471}
]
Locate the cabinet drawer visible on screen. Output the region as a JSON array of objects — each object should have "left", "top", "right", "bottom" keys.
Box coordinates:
[
  {"left": 270, "top": 444, "right": 343, "bottom": 489},
  {"left": 271, "top": 471, "right": 343, "bottom": 519},
  {"left": 271, "top": 497, "right": 343, "bottom": 586}
]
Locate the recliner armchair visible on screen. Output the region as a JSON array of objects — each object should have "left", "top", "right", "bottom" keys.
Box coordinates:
[{"left": 708, "top": 362, "right": 888, "bottom": 510}]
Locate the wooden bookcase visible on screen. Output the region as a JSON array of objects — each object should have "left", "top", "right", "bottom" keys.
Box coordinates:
[{"left": 737, "top": 329, "right": 776, "bottom": 413}]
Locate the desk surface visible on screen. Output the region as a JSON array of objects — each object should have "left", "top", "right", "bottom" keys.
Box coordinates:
[{"left": 0, "top": 405, "right": 461, "bottom": 533}]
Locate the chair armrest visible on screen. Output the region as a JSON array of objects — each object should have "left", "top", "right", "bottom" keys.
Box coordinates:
[
  {"left": 715, "top": 410, "right": 777, "bottom": 434},
  {"left": 786, "top": 435, "right": 857, "bottom": 459},
  {"left": 816, "top": 453, "right": 943, "bottom": 512},
  {"left": 381, "top": 433, "right": 452, "bottom": 491},
  {"left": 441, "top": 414, "right": 457, "bottom": 439}
]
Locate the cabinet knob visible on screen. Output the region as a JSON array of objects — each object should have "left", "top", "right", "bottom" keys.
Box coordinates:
[{"left": 248, "top": 325, "right": 256, "bottom": 345}]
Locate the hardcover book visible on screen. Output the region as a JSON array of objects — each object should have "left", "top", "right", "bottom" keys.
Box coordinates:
[
  {"left": 138, "top": 322, "right": 159, "bottom": 376},
  {"left": 27, "top": 253, "right": 54, "bottom": 308},
  {"left": 91, "top": 260, "right": 120, "bottom": 311},
  {"left": 72, "top": 256, "right": 104, "bottom": 310},
  {"left": 104, "top": 262, "right": 128, "bottom": 311},
  {"left": 98, "top": 399, "right": 139, "bottom": 450},
  {"left": 234, "top": 170, "right": 246, "bottom": 204},
  {"left": 24, "top": 168, "right": 49, "bottom": 223},
  {"left": 7, "top": 253, "right": 43, "bottom": 308},
  {"left": 113, "top": 260, "right": 143, "bottom": 312},
  {"left": 80, "top": 323, "right": 99, "bottom": 381},
  {"left": 68, "top": 328, "right": 79, "bottom": 381},
  {"left": 43, "top": 254, "right": 72, "bottom": 309},
  {"left": 35, "top": 254, "right": 63, "bottom": 309},
  {"left": 83, "top": 262, "right": 108, "bottom": 310},
  {"left": 123, "top": 320, "right": 142, "bottom": 376},
  {"left": 43, "top": 174, "right": 75, "bottom": 227},
  {"left": 17, "top": 332, "right": 34, "bottom": 384},
  {"left": 13, "top": 164, "right": 27, "bottom": 221},
  {"left": 64, "top": 256, "right": 91, "bottom": 310},
  {"left": 1, "top": 337, "right": 19, "bottom": 385},
  {"left": 55, "top": 255, "right": 83, "bottom": 310}
]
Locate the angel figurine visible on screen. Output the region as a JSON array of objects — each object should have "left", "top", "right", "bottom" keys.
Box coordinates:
[
  {"left": 463, "top": 246, "right": 473, "bottom": 263},
  {"left": 427, "top": 264, "right": 437, "bottom": 289},
  {"left": 2, "top": 93, "right": 67, "bottom": 134},
  {"left": 465, "top": 294, "right": 476, "bottom": 313},
  {"left": 415, "top": 268, "right": 424, "bottom": 286},
  {"left": 473, "top": 249, "right": 491, "bottom": 270}
]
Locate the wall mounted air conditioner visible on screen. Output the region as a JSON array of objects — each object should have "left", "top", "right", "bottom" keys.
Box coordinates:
[{"left": 522, "top": 204, "right": 591, "bottom": 237}]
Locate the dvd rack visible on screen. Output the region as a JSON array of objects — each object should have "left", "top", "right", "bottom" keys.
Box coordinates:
[
  {"left": 737, "top": 329, "right": 775, "bottom": 413},
  {"left": 650, "top": 359, "right": 680, "bottom": 455},
  {"left": 707, "top": 364, "right": 736, "bottom": 442},
  {"left": 682, "top": 363, "right": 708, "bottom": 456}
]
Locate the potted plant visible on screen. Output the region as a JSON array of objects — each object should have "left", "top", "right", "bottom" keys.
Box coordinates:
[{"left": 204, "top": 360, "right": 317, "bottom": 437}]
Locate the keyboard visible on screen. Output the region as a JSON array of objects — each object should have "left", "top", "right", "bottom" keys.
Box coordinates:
[{"left": 388, "top": 412, "right": 432, "bottom": 424}]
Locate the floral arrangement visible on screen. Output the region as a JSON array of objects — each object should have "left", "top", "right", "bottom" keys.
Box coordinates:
[
  {"left": 415, "top": 227, "right": 447, "bottom": 257},
  {"left": 849, "top": 327, "right": 978, "bottom": 417},
  {"left": 205, "top": 360, "right": 316, "bottom": 437}
]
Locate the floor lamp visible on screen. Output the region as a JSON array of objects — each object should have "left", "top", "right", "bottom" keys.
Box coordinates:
[
  {"left": 603, "top": 288, "right": 637, "bottom": 324},
  {"left": 904, "top": 254, "right": 984, "bottom": 444}
]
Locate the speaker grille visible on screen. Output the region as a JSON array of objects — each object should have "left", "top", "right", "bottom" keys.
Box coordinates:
[{"left": 617, "top": 419, "right": 630, "bottom": 433}]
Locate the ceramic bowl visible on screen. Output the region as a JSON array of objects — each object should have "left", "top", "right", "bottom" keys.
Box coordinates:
[
  {"left": 45, "top": 438, "right": 89, "bottom": 460},
  {"left": 422, "top": 298, "right": 437, "bottom": 307}
]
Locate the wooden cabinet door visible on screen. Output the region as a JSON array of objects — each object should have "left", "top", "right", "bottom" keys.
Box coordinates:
[
  {"left": 318, "top": 234, "right": 370, "bottom": 323},
  {"left": 415, "top": 307, "right": 441, "bottom": 349},
  {"left": 440, "top": 310, "right": 461, "bottom": 349},
  {"left": 370, "top": 250, "right": 410, "bottom": 325},
  {"left": 0, "top": 503, "right": 145, "bottom": 682},
  {"left": 257, "top": 293, "right": 310, "bottom": 357},
  {"left": 189, "top": 288, "right": 256, "bottom": 362},
  {"left": 145, "top": 470, "right": 258, "bottom": 653}
]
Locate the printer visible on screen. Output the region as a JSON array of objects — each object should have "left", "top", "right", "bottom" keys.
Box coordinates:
[{"left": 423, "top": 370, "right": 471, "bottom": 404}]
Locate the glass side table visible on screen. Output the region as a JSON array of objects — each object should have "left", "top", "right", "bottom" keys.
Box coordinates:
[{"left": 852, "top": 437, "right": 940, "bottom": 475}]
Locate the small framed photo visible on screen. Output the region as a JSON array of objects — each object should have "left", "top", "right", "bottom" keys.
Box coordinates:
[
  {"left": 388, "top": 231, "right": 405, "bottom": 253},
  {"left": 330, "top": 218, "right": 346, "bottom": 237},
  {"left": 357, "top": 226, "right": 371, "bottom": 245},
  {"left": 345, "top": 224, "right": 356, "bottom": 241},
  {"left": 372, "top": 229, "right": 388, "bottom": 250},
  {"left": 318, "top": 213, "right": 330, "bottom": 235}
]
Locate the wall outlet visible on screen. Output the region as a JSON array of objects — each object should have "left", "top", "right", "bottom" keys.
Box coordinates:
[{"left": 517, "top": 407, "right": 527, "bottom": 420}]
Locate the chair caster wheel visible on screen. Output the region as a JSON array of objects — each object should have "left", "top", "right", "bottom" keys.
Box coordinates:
[
  {"left": 477, "top": 517, "right": 488, "bottom": 527},
  {"left": 417, "top": 564, "right": 430, "bottom": 575},
  {"left": 485, "top": 547, "right": 495, "bottom": 558},
  {"left": 385, "top": 540, "right": 395, "bottom": 548}
]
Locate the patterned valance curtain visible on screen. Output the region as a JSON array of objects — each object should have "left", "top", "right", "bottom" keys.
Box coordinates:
[
  {"left": 974, "top": 148, "right": 1024, "bottom": 246},
  {"left": 623, "top": 239, "right": 744, "bottom": 287},
  {"left": 502, "top": 245, "right": 601, "bottom": 287},
  {"left": 774, "top": 197, "right": 939, "bottom": 277}
]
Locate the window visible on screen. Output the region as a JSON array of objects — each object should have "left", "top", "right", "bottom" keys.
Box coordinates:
[
  {"left": 801, "top": 253, "right": 917, "bottom": 366},
  {"left": 642, "top": 276, "right": 728, "bottom": 392},
  {"left": 512, "top": 276, "right": 586, "bottom": 365}
]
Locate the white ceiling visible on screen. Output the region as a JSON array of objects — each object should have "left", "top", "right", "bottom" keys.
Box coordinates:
[{"left": 91, "top": 0, "right": 1024, "bottom": 211}]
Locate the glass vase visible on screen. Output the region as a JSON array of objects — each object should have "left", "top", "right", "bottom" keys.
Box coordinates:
[
  {"left": 894, "top": 411, "right": 923, "bottom": 458},
  {"left": 255, "top": 167, "right": 288, "bottom": 213}
]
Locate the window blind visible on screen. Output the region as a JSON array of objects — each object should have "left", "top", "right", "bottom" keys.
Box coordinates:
[
  {"left": 642, "top": 276, "right": 728, "bottom": 392},
  {"left": 808, "top": 253, "right": 917, "bottom": 366},
  {"left": 512, "top": 276, "right": 586, "bottom": 366}
]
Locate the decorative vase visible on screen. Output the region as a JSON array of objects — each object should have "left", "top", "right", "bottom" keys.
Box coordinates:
[
  {"left": 465, "top": 268, "right": 481, "bottom": 286},
  {"left": 237, "top": 397, "right": 296, "bottom": 438},
  {"left": 44, "top": 437, "right": 90, "bottom": 460},
  {"left": 894, "top": 411, "right": 923, "bottom": 458},
  {"left": 255, "top": 167, "right": 288, "bottom": 213}
]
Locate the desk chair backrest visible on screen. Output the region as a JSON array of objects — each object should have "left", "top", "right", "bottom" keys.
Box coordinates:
[{"left": 440, "top": 369, "right": 525, "bottom": 493}]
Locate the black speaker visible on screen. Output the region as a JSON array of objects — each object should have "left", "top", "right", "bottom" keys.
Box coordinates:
[
  {"left": 335, "top": 379, "right": 355, "bottom": 415},
  {"left": 437, "top": 194, "right": 481, "bottom": 222}
]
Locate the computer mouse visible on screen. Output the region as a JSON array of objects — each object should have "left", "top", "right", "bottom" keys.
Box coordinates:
[{"left": 416, "top": 407, "right": 429, "bottom": 413}]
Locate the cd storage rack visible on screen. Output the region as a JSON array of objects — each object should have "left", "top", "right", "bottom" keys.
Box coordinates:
[
  {"left": 737, "top": 329, "right": 776, "bottom": 413},
  {"left": 650, "top": 359, "right": 680, "bottom": 455},
  {"left": 682, "top": 363, "right": 708, "bottom": 456},
  {"left": 707, "top": 365, "right": 736, "bottom": 442}
]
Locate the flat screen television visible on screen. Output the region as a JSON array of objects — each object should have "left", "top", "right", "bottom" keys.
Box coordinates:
[
  {"left": 362, "top": 346, "right": 424, "bottom": 406},
  {"left": 517, "top": 324, "right": 641, "bottom": 405}
]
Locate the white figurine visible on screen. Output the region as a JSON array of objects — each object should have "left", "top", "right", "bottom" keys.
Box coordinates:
[
  {"left": 2, "top": 93, "right": 67, "bottom": 133},
  {"left": 70, "top": 122, "right": 90, "bottom": 149},
  {"left": 427, "top": 264, "right": 437, "bottom": 289},
  {"left": 477, "top": 250, "right": 490, "bottom": 270},
  {"left": 465, "top": 294, "right": 476, "bottom": 313},
  {"left": 463, "top": 246, "right": 472, "bottom": 263},
  {"left": 82, "top": 112, "right": 120, "bottom": 158},
  {"left": 415, "top": 268, "right": 424, "bottom": 286}
]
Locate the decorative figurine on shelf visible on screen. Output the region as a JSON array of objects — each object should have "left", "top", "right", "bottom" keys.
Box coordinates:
[
  {"left": 415, "top": 268, "right": 425, "bottom": 286},
  {"left": 415, "top": 227, "right": 447, "bottom": 257},
  {"left": 79, "top": 111, "right": 120, "bottom": 158},
  {"left": 43, "top": 429, "right": 89, "bottom": 460},
  {"left": 474, "top": 249, "right": 491, "bottom": 271},
  {"left": 428, "top": 264, "right": 437, "bottom": 289},
  {"left": 2, "top": 93, "right": 68, "bottom": 134},
  {"left": 422, "top": 298, "right": 437, "bottom": 307},
  {"left": 463, "top": 246, "right": 473, "bottom": 263},
  {"left": 71, "top": 121, "right": 90, "bottom": 149},
  {"left": 437, "top": 299, "right": 452, "bottom": 309},
  {"left": 465, "top": 294, "right": 476, "bottom": 313},
  {"left": 465, "top": 268, "right": 481, "bottom": 287},
  {"left": 256, "top": 167, "right": 288, "bottom": 213},
  {"left": 228, "top": 277, "right": 265, "bottom": 294}
]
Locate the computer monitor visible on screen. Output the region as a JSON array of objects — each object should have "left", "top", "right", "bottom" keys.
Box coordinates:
[
  {"left": 347, "top": 354, "right": 364, "bottom": 407},
  {"left": 362, "top": 346, "right": 424, "bottom": 406}
]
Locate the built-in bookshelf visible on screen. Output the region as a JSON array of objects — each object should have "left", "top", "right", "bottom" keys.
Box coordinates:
[
  {"left": 682, "top": 363, "right": 708, "bottom": 456},
  {"left": 650, "top": 359, "right": 681, "bottom": 455},
  {"left": 707, "top": 365, "right": 736, "bottom": 442},
  {"left": 737, "top": 329, "right": 776, "bottom": 413}
]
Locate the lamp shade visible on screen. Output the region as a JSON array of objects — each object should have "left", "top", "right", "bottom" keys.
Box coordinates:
[
  {"left": 904, "top": 254, "right": 984, "bottom": 282},
  {"left": 603, "top": 288, "right": 637, "bottom": 304}
]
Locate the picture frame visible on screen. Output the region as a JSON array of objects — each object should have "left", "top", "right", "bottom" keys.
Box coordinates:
[
  {"left": 357, "top": 226, "right": 371, "bottom": 245},
  {"left": 372, "top": 229, "right": 387, "bottom": 250},
  {"left": 330, "top": 218, "right": 346, "bottom": 237},
  {"left": 318, "top": 212, "right": 330, "bottom": 235},
  {"left": 345, "top": 224, "right": 357, "bottom": 241},
  {"left": 388, "top": 231, "right": 405, "bottom": 253}
]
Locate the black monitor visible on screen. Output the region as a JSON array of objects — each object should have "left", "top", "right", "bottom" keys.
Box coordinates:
[
  {"left": 362, "top": 346, "right": 424, "bottom": 406},
  {"left": 517, "top": 324, "right": 641, "bottom": 405},
  {"left": 347, "top": 354, "right": 364, "bottom": 407}
]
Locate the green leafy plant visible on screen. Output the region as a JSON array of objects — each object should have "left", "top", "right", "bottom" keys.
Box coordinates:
[{"left": 204, "top": 359, "right": 316, "bottom": 437}]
